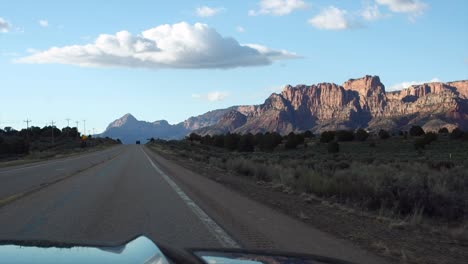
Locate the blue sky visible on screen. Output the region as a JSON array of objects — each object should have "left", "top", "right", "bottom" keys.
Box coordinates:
[{"left": 1, "top": 0, "right": 467, "bottom": 133}]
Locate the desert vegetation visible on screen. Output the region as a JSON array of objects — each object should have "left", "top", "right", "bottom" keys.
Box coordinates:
[
  {"left": 150, "top": 126, "right": 468, "bottom": 223},
  {"left": 0, "top": 126, "right": 121, "bottom": 161}
]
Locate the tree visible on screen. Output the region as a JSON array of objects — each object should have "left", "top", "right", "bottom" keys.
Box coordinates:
[
  {"left": 320, "top": 131, "right": 335, "bottom": 143},
  {"left": 285, "top": 135, "right": 299, "bottom": 150},
  {"left": 259, "top": 133, "right": 281, "bottom": 152},
  {"left": 213, "top": 135, "right": 224, "bottom": 148},
  {"left": 355, "top": 128, "right": 369, "bottom": 141},
  {"left": 450, "top": 128, "right": 464, "bottom": 140},
  {"left": 238, "top": 134, "right": 254, "bottom": 152},
  {"left": 378, "top": 129, "right": 390, "bottom": 139},
  {"left": 438, "top": 127, "right": 449, "bottom": 134},
  {"left": 224, "top": 133, "right": 240, "bottom": 151},
  {"left": 303, "top": 130, "right": 314, "bottom": 138},
  {"left": 409, "top": 125, "right": 425, "bottom": 137},
  {"left": 335, "top": 130, "right": 355, "bottom": 142},
  {"left": 188, "top": 133, "right": 202, "bottom": 142}
]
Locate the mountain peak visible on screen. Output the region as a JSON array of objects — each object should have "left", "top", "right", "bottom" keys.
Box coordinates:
[
  {"left": 343, "top": 75, "right": 385, "bottom": 95},
  {"left": 108, "top": 113, "right": 138, "bottom": 128}
]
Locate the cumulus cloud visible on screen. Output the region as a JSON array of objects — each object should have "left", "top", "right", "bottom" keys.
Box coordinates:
[
  {"left": 196, "top": 6, "right": 225, "bottom": 17},
  {"left": 39, "top": 19, "right": 49, "bottom": 27},
  {"left": 192, "top": 91, "right": 229, "bottom": 102},
  {"left": 16, "top": 22, "right": 298, "bottom": 69},
  {"left": 388, "top": 78, "right": 441, "bottom": 91},
  {"left": 309, "top": 6, "right": 358, "bottom": 30},
  {"left": 249, "top": 0, "right": 308, "bottom": 16},
  {"left": 376, "top": 0, "right": 427, "bottom": 20},
  {"left": 236, "top": 26, "right": 246, "bottom": 33},
  {"left": 361, "top": 4, "right": 383, "bottom": 21},
  {"left": 0, "top": 17, "right": 11, "bottom": 33}
]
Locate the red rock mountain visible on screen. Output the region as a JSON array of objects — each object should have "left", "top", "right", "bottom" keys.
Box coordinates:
[{"left": 196, "top": 75, "right": 468, "bottom": 135}]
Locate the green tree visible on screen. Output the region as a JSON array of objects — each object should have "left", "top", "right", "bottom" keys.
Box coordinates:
[
  {"left": 320, "top": 131, "right": 335, "bottom": 143},
  {"left": 438, "top": 127, "right": 449, "bottom": 134},
  {"left": 378, "top": 129, "right": 390, "bottom": 140},
  {"left": 224, "top": 133, "right": 240, "bottom": 151},
  {"left": 409, "top": 125, "right": 425, "bottom": 137},
  {"left": 238, "top": 133, "right": 254, "bottom": 152},
  {"left": 450, "top": 128, "right": 464, "bottom": 140},
  {"left": 336, "top": 130, "right": 355, "bottom": 141},
  {"left": 355, "top": 128, "right": 369, "bottom": 141}
]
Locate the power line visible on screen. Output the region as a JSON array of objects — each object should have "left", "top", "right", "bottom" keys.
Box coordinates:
[
  {"left": 23, "top": 118, "right": 32, "bottom": 142},
  {"left": 23, "top": 119, "right": 32, "bottom": 130}
]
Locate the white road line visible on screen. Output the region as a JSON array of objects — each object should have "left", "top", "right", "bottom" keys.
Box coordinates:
[{"left": 141, "top": 147, "right": 240, "bottom": 249}]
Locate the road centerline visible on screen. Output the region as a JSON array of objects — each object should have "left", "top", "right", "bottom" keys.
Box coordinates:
[{"left": 141, "top": 147, "right": 240, "bottom": 249}]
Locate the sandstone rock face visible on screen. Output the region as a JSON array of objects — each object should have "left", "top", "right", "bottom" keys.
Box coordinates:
[
  {"left": 196, "top": 76, "right": 468, "bottom": 135},
  {"left": 103, "top": 76, "right": 468, "bottom": 140}
]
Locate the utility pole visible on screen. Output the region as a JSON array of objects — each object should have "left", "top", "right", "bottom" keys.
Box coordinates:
[
  {"left": 51, "top": 120, "right": 56, "bottom": 144},
  {"left": 82, "top": 120, "right": 86, "bottom": 136},
  {"left": 75, "top": 121, "right": 80, "bottom": 138},
  {"left": 65, "top": 118, "right": 71, "bottom": 137},
  {"left": 23, "top": 118, "right": 32, "bottom": 142}
]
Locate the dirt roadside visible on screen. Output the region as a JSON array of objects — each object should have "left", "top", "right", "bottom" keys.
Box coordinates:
[
  {"left": 146, "top": 144, "right": 467, "bottom": 264},
  {"left": 144, "top": 145, "right": 391, "bottom": 264}
]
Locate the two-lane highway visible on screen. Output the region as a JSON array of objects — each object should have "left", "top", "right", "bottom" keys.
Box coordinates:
[
  {"left": 0, "top": 145, "right": 388, "bottom": 263},
  {"left": 0, "top": 145, "right": 225, "bottom": 248}
]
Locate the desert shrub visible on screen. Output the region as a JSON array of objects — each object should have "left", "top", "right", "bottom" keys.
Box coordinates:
[
  {"left": 326, "top": 163, "right": 467, "bottom": 221},
  {"left": 320, "top": 131, "right": 335, "bottom": 143},
  {"left": 450, "top": 128, "right": 464, "bottom": 140},
  {"left": 410, "top": 125, "right": 425, "bottom": 137},
  {"left": 438, "top": 127, "right": 449, "bottom": 134},
  {"left": 327, "top": 141, "right": 339, "bottom": 153},
  {"left": 414, "top": 132, "right": 438, "bottom": 150},
  {"left": 335, "top": 130, "right": 355, "bottom": 142},
  {"left": 378, "top": 129, "right": 390, "bottom": 139},
  {"left": 225, "top": 158, "right": 276, "bottom": 182},
  {"left": 303, "top": 130, "right": 314, "bottom": 138},
  {"left": 355, "top": 128, "right": 369, "bottom": 141},
  {"left": 414, "top": 139, "right": 427, "bottom": 150}
]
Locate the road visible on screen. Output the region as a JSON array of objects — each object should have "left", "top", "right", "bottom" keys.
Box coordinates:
[{"left": 0, "top": 145, "right": 388, "bottom": 263}]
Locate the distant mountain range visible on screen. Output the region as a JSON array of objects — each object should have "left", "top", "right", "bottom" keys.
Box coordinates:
[{"left": 100, "top": 75, "right": 468, "bottom": 143}]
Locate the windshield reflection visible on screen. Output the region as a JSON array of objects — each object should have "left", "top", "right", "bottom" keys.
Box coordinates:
[{"left": 0, "top": 236, "right": 168, "bottom": 264}]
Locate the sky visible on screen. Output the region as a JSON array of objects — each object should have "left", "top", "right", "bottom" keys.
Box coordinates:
[{"left": 1, "top": 0, "right": 467, "bottom": 134}]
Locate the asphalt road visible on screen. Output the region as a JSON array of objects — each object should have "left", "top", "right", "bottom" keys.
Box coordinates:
[{"left": 0, "top": 145, "right": 388, "bottom": 263}]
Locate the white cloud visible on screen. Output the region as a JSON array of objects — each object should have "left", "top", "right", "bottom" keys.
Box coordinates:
[
  {"left": 249, "top": 0, "right": 308, "bottom": 16},
  {"left": 389, "top": 78, "right": 441, "bottom": 91},
  {"left": 236, "top": 26, "right": 246, "bottom": 33},
  {"left": 361, "top": 4, "right": 383, "bottom": 21},
  {"left": 16, "top": 22, "right": 298, "bottom": 69},
  {"left": 192, "top": 91, "right": 229, "bottom": 102},
  {"left": 308, "top": 6, "right": 357, "bottom": 30},
  {"left": 376, "top": 0, "right": 427, "bottom": 20},
  {"left": 39, "top": 19, "right": 49, "bottom": 27},
  {"left": 196, "top": 6, "right": 225, "bottom": 17},
  {"left": 0, "top": 17, "right": 11, "bottom": 33}
]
